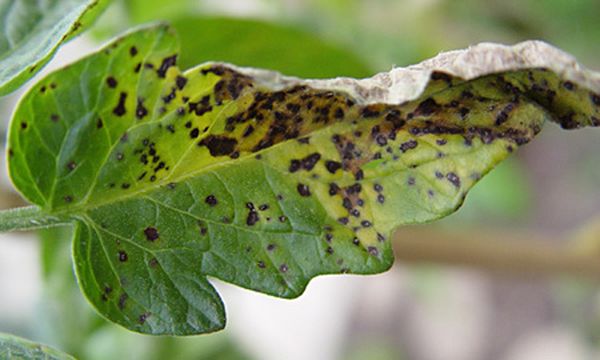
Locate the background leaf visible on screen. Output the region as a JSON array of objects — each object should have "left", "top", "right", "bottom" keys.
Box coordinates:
[
  {"left": 0, "top": 332, "right": 75, "bottom": 360},
  {"left": 170, "top": 16, "right": 372, "bottom": 79},
  {"left": 0, "top": 0, "right": 108, "bottom": 96},
  {"left": 7, "top": 24, "right": 600, "bottom": 335}
]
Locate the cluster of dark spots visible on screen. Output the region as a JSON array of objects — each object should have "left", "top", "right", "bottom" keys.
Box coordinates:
[
  {"left": 136, "top": 98, "right": 148, "bottom": 119},
  {"left": 66, "top": 161, "right": 76, "bottom": 171},
  {"left": 188, "top": 95, "right": 212, "bottom": 116},
  {"left": 205, "top": 195, "right": 218, "bottom": 206},
  {"left": 113, "top": 92, "right": 127, "bottom": 116},
  {"left": 63, "top": 195, "right": 73, "bottom": 203},
  {"left": 175, "top": 75, "right": 187, "bottom": 90},
  {"left": 399, "top": 139, "right": 418, "bottom": 153},
  {"left": 459, "top": 107, "right": 470, "bottom": 119},
  {"left": 157, "top": 55, "right": 177, "bottom": 78},
  {"left": 342, "top": 198, "right": 352, "bottom": 210},
  {"left": 208, "top": 65, "right": 254, "bottom": 103},
  {"left": 562, "top": 81, "right": 575, "bottom": 91},
  {"left": 198, "top": 135, "right": 238, "bottom": 157},
  {"left": 139, "top": 312, "right": 150, "bottom": 325},
  {"left": 329, "top": 183, "right": 340, "bottom": 196},
  {"left": 446, "top": 172, "right": 461, "bottom": 188},
  {"left": 101, "top": 285, "right": 113, "bottom": 301},
  {"left": 347, "top": 183, "right": 362, "bottom": 194},
  {"left": 495, "top": 102, "right": 516, "bottom": 126},
  {"left": 106, "top": 76, "right": 117, "bottom": 88},
  {"left": 355, "top": 169, "right": 364, "bottom": 181},
  {"left": 414, "top": 97, "right": 440, "bottom": 116},
  {"left": 361, "top": 105, "right": 381, "bottom": 118},
  {"left": 118, "top": 251, "right": 128, "bottom": 262},
  {"left": 129, "top": 46, "right": 138, "bottom": 56},
  {"left": 144, "top": 227, "right": 159, "bottom": 241},
  {"left": 246, "top": 202, "right": 260, "bottom": 226},
  {"left": 118, "top": 293, "right": 128, "bottom": 310},
  {"left": 162, "top": 87, "right": 176, "bottom": 104},
  {"left": 325, "top": 160, "right": 342, "bottom": 174},
  {"left": 297, "top": 183, "right": 311, "bottom": 197},
  {"left": 367, "top": 246, "right": 379, "bottom": 256},
  {"left": 279, "top": 264, "right": 288, "bottom": 273},
  {"left": 290, "top": 153, "right": 321, "bottom": 173}
]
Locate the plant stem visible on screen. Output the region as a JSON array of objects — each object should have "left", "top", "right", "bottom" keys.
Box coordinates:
[
  {"left": 0, "top": 206, "right": 71, "bottom": 232},
  {"left": 393, "top": 226, "right": 600, "bottom": 279}
]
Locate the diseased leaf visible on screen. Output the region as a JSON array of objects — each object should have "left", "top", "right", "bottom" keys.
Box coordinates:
[
  {"left": 0, "top": 333, "right": 75, "bottom": 360},
  {"left": 7, "top": 24, "right": 600, "bottom": 335},
  {"left": 0, "top": 0, "right": 108, "bottom": 95}
]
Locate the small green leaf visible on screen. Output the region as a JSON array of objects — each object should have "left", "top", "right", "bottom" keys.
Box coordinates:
[
  {"left": 7, "top": 24, "right": 600, "bottom": 335},
  {"left": 0, "top": 333, "right": 75, "bottom": 360},
  {"left": 0, "top": 0, "right": 108, "bottom": 95}
]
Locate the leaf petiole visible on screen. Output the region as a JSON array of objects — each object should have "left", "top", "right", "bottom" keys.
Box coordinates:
[{"left": 0, "top": 206, "right": 72, "bottom": 232}]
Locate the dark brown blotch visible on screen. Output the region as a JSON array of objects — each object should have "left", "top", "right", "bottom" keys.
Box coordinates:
[{"left": 144, "top": 227, "right": 159, "bottom": 241}]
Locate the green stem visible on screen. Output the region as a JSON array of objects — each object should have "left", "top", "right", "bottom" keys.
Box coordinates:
[{"left": 0, "top": 206, "right": 72, "bottom": 232}]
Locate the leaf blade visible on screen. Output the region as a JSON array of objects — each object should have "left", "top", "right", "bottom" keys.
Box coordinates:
[
  {"left": 8, "top": 25, "right": 600, "bottom": 335},
  {"left": 0, "top": 333, "right": 75, "bottom": 360},
  {"left": 0, "top": 0, "right": 108, "bottom": 95}
]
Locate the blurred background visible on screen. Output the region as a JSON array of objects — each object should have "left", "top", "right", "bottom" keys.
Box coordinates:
[{"left": 1, "top": 0, "right": 600, "bottom": 359}]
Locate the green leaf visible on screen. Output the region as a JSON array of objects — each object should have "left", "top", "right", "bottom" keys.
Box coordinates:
[
  {"left": 7, "top": 24, "right": 600, "bottom": 335},
  {"left": 0, "top": 0, "right": 108, "bottom": 96},
  {"left": 0, "top": 333, "right": 75, "bottom": 360}
]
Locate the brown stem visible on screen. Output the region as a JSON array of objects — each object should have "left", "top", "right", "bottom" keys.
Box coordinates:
[{"left": 393, "top": 226, "right": 600, "bottom": 278}]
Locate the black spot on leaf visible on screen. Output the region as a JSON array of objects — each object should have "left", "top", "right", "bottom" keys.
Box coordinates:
[
  {"left": 157, "top": 55, "right": 177, "bottom": 78},
  {"left": 144, "top": 227, "right": 159, "bottom": 241}
]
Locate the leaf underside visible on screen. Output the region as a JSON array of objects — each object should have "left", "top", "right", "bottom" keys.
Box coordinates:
[
  {"left": 0, "top": 333, "right": 75, "bottom": 360},
  {"left": 7, "top": 24, "right": 600, "bottom": 335},
  {"left": 0, "top": 0, "right": 107, "bottom": 96}
]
